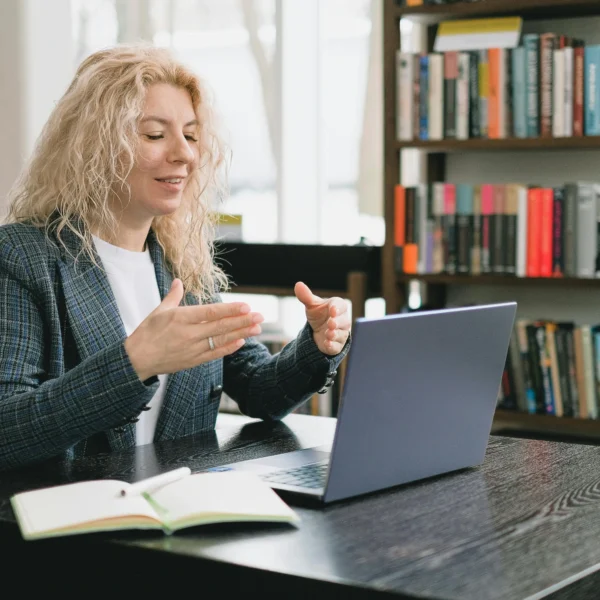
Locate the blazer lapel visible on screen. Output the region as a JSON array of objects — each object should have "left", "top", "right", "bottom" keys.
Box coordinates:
[
  {"left": 147, "top": 231, "right": 203, "bottom": 441},
  {"left": 56, "top": 225, "right": 135, "bottom": 449}
]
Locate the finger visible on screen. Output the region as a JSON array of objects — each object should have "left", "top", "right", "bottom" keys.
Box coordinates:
[
  {"left": 201, "top": 337, "right": 247, "bottom": 361},
  {"left": 202, "top": 314, "right": 267, "bottom": 352},
  {"left": 329, "top": 298, "right": 347, "bottom": 318},
  {"left": 294, "top": 281, "right": 323, "bottom": 307},
  {"left": 321, "top": 339, "right": 344, "bottom": 356},
  {"left": 179, "top": 301, "right": 252, "bottom": 324},
  {"left": 199, "top": 313, "right": 264, "bottom": 344},
  {"left": 325, "top": 328, "right": 349, "bottom": 344},
  {"left": 332, "top": 313, "right": 351, "bottom": 331},
  {"left": 195, "top": 312, "right": 264, "bottom": 340}
]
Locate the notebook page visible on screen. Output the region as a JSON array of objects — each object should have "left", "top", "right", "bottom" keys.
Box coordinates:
[
  {"left": 149, "top": 471, "right": 299, "bottom": 525},
  {"left": 12, "top": 480, "right": 160, "bottom": 536}
]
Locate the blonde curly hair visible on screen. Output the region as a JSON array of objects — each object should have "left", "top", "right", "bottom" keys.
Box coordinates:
[{"left": 6, "top": 43, "right": 230, "bottom": 302}]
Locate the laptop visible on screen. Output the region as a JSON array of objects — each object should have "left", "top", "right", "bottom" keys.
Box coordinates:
[{"left": 212, "top": 301, "right": 517, "bottom": 504}]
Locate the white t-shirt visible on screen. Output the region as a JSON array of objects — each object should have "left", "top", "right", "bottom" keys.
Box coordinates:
[{"left": 92, "top": 235, "right": 168, "bottom": 446}]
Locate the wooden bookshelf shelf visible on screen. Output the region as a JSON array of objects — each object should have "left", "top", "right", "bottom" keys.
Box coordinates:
[
  {"left": 395, "top": 136, "right": 600, "bottom": 153},
  {"left": 395, "top": 0, "right": 600, "bottom": 22},
  {"left": 383, "top": 1, "right": 600, "bottom": 442},
  {"left": 396, "top": 274, "right": 600, "bottom": 288},
  {"left": 493, "top": 409, "right": 600, "bottom": 440}
]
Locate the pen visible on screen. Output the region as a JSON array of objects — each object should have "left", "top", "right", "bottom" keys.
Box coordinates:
[{"left": 120, "top": 467, "right": 192, "bottom": 497}]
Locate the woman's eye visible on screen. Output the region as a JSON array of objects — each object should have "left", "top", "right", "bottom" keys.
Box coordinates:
[
  {"left": 185, "top": 135, "right": 198, "bottom": 142},
  {"left": 145, "top": 134, "right": 163, "bottom": 140}
]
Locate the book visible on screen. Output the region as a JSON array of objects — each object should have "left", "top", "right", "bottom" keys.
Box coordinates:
[{"left": 10, "top": 469, "right": 300, "bottom": 541}]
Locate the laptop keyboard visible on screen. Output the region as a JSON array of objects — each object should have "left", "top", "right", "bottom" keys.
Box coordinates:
[{"left": 260, "top": 460, "right": 329, "bottom": 489}]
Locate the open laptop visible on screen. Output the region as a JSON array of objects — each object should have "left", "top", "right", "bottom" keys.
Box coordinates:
[{"left": 212, "top": 301, "right": 517, "bottom": 504}]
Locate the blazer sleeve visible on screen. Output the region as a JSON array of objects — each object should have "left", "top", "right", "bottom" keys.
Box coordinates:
[
  {"left": 0, "top": 250, "right": 158, "bottom": 471},
  {"left": 223, "top": 320, "right": 350, "bottom": 421}
]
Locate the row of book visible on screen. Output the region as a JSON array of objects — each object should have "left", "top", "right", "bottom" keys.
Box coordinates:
[
  {"left": 498, "top": 319, "right": 600, "bottom": 419},
  {"left": 394, "top": 181, "right": 600, "bottom": 278},
  {"left": 396, "top": 35, "right": 600, "bottom": 141}
]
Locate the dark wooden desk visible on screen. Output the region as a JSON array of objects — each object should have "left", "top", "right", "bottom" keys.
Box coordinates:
[{"left": 2, "top": 414, "right": 600, "bottom": 599}]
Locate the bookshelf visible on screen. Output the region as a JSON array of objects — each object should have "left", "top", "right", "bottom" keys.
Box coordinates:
[{"left": 383, "top": 0, "right": 600, "bottom": 441}]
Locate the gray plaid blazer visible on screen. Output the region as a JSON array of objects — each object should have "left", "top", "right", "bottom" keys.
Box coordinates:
[{"left": 0, "top": 222, "right": 348, "bottom": 471}]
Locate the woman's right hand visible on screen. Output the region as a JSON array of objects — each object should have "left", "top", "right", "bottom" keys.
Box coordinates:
[{"left": 124, "top": 279, "right": 263, "bottom": 381}]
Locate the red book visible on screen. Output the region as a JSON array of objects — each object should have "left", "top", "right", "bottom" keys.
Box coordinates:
[
  {"left": 527, "top": 188, "right": 542, "bottom": 277},
  {"left": 539, "top": 188, "right": 554, "bottom": 277}
]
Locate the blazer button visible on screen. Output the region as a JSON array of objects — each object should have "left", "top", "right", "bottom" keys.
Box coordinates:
[
  {"left": 114, "top": 427, "right": 126, "bottom": 433},
  {"left": 141, "top": 405, "right": 151, "bottom": 411},
  {"left": 127, "top": 417, "right": 140, "bottom": 424},
  {"left": 209, "top": 384, "right": 224, "bottom": 402}
]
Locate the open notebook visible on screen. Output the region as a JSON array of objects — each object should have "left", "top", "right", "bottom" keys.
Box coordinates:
[{"left": 11, "top": 470, "right": 300, "bottom": 541}]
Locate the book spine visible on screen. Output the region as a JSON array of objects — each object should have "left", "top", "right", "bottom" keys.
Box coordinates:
[
  {"left": 563, "top": 46, "right": 574, "bottom": 137},
  {"left": 585, "top": 45, "right": 600, "bottom": 135},
  {"left": 527, "top": 188, "right": 542, "bottom": 277},
  {"left": 417, "top": 184, "right": 428, "bottom": 274},
  {"left": 573, "top": 42, "right": 585, "bottom": 137},
  {"left": 403, "top": 187, "right": 418, "bottom": 274},
  {"left": 523, "top": 34, "right": 540, "bottom": 138},
  {"left": 444, "top": 51, "right": 458, "bottom": 139},
  {"left": 563, "top": 183, "right": 577, "bottom": 277},
  {"left": 540, "top": 33, "right": 557, "bottom": 138},
  {"left": 512, "top": 46, "right": 527, "bottom": 138},
  {"left": 471, "top": 184, "right": 482, "bottom": 275},
  {"left": 419, "top": 55, "right": 429, "bottom": 140},
  {"left": 552, "top": 48, "right": 565, "bottom": 137},
  {"left": 481, "top": 183, "right": 493, "bottom": 273},
  {"left": 443, "top": 183, "right": 457, "bottom": 274},
  {"left": 504, "top": 47, "right": 512, "bottom": 138},
  {"left": 397, "top": 51, "right": 414, "bottom": 141},
  {"left": 539, "top": 188, "right": 554, "bottom": 277},
  {"left": 504, "top": 184, "right": 518, "bottom": 275},
  {"left": 576, "top": 183, "right": 597, "bottom": 277},
  {"left": 552, "top": 186, "right": 565, "bottom": 277},
  {"left": 456, "top": 53, "right": 470, "bottom": 140},
  {"left": 516, "top": 320, "right": 537, "bottom": 414},
  {"left": 394, "top": 185, "right": 405, "bottom": 273},
  {"left": 468, "top": 51, "right": 480, "bottom": 138},
  {"left": 488, "top": 48, "right": 501, "bottom": 139},
  {"left": 516, "top": 186, "right": 528, "bottom": 277},
  {"left": 478, "top": 49, "right": 489, "bottom": 138},
  {"left": 428, "top": 53, "right": 444, "bottom": 141},
  {"left": 456, "top": 183, "right": 473, "bottom": 274},
  {"left": 492, "top": 184, "right": 505, "bottom": 274}
]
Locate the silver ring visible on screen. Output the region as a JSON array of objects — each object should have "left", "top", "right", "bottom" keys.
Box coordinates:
[{"left": 208, "top": 336, "right": 215, "bottom": 351}]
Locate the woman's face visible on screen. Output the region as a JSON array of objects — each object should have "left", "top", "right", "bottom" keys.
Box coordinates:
[{"left": 115, "top": 83, "right": 200, "bottom": 224}]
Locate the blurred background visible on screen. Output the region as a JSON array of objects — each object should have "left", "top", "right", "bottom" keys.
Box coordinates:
[{"left": 0, "top": 0, "right": 398, "bottom": 338}]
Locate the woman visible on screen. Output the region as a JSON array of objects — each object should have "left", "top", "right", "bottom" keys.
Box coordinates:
[{"left": 0, "top": 44, "right": 351, "bottom": 471}]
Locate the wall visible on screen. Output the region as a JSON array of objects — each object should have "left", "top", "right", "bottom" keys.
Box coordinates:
[{"left": 0, "top": 0, "right": 74, "bottom": 213}]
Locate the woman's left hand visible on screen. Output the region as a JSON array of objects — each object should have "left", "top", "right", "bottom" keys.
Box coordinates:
[{"left": 294, "top": 282, "right": 351, "bottom": 356}]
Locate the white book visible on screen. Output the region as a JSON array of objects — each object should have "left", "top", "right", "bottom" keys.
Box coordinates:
[
  {"left": 553, "top": 49, "right": 565, "bottom": 137},
  {"left": 428, "top": 53, "right": 444, "bottom": 141},
  {"left": 580, "top": 326, "right": 598, "bottom": 419},
  {"left": 576, "top": 183, "right": 598, "bottom": 277},
  {"left": 564, "top": 46, "right": 574, "bottom": 137},
  {"left": 396, "top": 51, "right": 414, "bottom": 141},
  {"left": 10, "top": 470, "right": 300, "bottom": 541},
  {"left": 456, "top": 52, "right": 470, "bottom": 140},
  {"left": 516, "top": 184, "right": 528, "bottom": 277}
]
